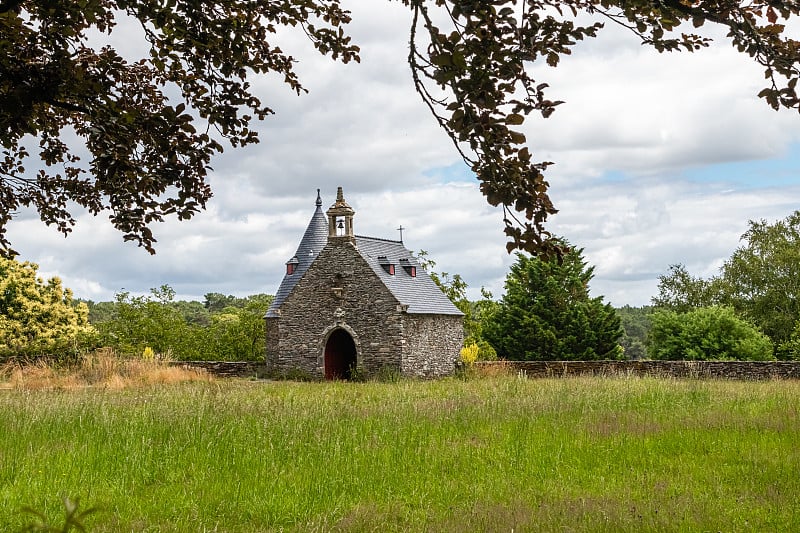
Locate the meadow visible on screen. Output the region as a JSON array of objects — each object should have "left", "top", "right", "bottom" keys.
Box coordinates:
[{"left": 1, "top": 366, "right": 799, "bottom": 531}]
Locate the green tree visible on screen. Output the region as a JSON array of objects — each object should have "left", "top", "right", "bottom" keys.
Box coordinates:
[
  {"left": 652, "top": 264, "right": 717, "bottom": 312},
  {"left": 616, "top": 305, "right": 652, "bottom": 360},
  {"left": 203, "top": 293, "right": 245, "bottom": 314},
  {"left": 484, "top": 248, "right": 623, "bottom": 361},
  {"left": 0, "top": 256, "right": 96, "bottom": 359},
  {"left": 94, "top": 288, "right": 273, "bottom": 361},
  {"left": 465, "top": 288, "right": 501, "bottom": 361},
  {"left": 653, "top": 211, "right": 800, "bottom": 356},
  {"left": 81, "top": 299, "right": 117, "bottom": 325},
  {"left": 88, "top": 296, "right": 210, "bottom": 327},
  {"left": 2, "top": 1, "right": 798, "bottom": 257},
  {"left": 169, "top": 300, "right": 211, "bottom": 327},
  {"left": 647, "top": 306, "right": 774, "bottom": 361},
  {"left": 204, "top": 294, "right": 273, "bottom": 361},
  {"left": 718, "top": 212, "right": 800, "bottom": 351},
  {"left": 97, "top": 285, "right": 204, "bottom": 359}
]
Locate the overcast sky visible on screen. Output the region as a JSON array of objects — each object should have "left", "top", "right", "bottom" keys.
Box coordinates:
[{"left": 7, "top": 1, "right": 800, "bottom": 306}]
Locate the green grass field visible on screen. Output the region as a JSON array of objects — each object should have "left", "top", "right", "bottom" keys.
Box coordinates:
[{"left": 1, "top": 376, "right": 799, "bottom": 532}]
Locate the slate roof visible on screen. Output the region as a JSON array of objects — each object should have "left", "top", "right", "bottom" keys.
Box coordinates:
[
  {"left": 266, "top": 193, "right": 463, "bottom": 317},
  {"left": 265, "top": 193, "right": 328, "bottom": 318},
  {"left": 353, "top": 236, "right": 463, "bottom": 316}
]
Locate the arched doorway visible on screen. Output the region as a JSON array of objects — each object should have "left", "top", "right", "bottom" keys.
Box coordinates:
[{"left": 324, "top": 328, "right": 357, "bottom": 380}]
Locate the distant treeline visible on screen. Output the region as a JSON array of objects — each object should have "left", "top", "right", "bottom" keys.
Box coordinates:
[{"left": 81, "top": 286, "right": 273, "bottom": 361}]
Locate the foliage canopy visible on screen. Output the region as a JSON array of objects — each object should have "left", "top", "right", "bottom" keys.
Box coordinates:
[
  {"left": 615, "top": 305, "right": 652, "bottom": 360},
  {"left": 483, "top": 247, "right": 623, "bottom": 360},
  {"left": 0, "top": 0, "right": 357, "bottom": 255},
  {"left": 94, "top": 286, "right": 273, "bottom": 361},
  {"left": 0, "top": 256, "right": 96, "bottom": 358},
  {"left": 647, "top": 306, "right": 774, "bottom": 361},
  {"left": 653, "top": 210, "right": 800, "bottom": 357},
  {"left": 2, "top": 0, "right": 799, "bottom": 257}
]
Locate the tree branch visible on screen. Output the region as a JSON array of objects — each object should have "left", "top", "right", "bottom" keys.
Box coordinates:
[
  {"left": 658, "top": 0, "right": 728, "bottom": 25},
  {"left": 45, "top": 98, "right": 92, "bottom": 115}
]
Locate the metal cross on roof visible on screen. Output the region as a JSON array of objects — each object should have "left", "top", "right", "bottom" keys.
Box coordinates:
[{"left": 397, "top": 225, "right": 405, "bottom": 242}]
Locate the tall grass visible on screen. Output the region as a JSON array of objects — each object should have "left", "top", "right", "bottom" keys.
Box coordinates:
[
  {"left": 0, "top": 350, "right": 212, "bottom": 390},
  {"left": 1, "top": 375, "right": 798, "bottom": 531}
]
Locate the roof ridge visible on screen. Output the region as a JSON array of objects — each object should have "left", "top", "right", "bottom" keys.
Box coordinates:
[{"left": 355, "top": 235, "right": 403, "bottom": 244}]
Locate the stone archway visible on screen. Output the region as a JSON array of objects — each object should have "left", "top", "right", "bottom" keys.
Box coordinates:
[{"left": 324, "top": 328, "right": 357, "bottom": 380}]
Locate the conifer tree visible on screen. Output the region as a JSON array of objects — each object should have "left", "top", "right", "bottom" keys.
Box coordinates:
[{"left": 484, "top": 247, "right": 623, "bottom": 360}]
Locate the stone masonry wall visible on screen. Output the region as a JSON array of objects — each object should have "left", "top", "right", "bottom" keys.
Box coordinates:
[
  {"left": 267, "top": 239, "right": 405, "bottom": 378},
  {"left": 174, "top": 360, "right": 800, "bottom": 381},
  {"left": 475, "top": 360, "right": 800, "bottom": 380},
  {"left": 170, "top": 361, "right": 265, "bottom": 378},
  {"left": 402, "top": 314, "right": 463, "bottom": 377}
]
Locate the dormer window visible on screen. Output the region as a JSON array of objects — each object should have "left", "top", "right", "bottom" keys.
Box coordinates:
[
  {"left": 399, "top": 258, "right": 416, "bottom": 277},
  {"left": 286, "top": 257, "right": 299, "bottom": 275},
  {"left": 378, "top": 256, "right": 395, "bottom": 275}
]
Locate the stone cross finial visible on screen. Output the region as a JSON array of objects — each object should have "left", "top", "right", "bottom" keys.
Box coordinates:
[{"left": 332, "top": 186, "right": 352, "bottom": 209}]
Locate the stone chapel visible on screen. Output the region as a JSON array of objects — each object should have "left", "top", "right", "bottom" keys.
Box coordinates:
[{"left": 265, "top": 187, "right": 464, "bottom": 379}]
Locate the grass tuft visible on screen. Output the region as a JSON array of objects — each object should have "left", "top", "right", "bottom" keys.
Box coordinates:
[{"left": 0, "top": 349, "right": 212, "bottom": 390}]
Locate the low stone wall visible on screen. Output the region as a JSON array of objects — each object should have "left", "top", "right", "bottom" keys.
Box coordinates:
[
  {"left": 170, "top": 361, "right": 267, "bottom": 378},
  {"left": 475, "top": 360, "right": 800, "bottom": 380},
  {"left": 172, "top": 360, "right": 800, "bottom": 381}
]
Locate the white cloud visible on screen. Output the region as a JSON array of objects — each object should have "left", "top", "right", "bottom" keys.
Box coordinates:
[
  {"left": 550, "top": 178, "right": 800, "bottom": 305},
  {"left": 525, "top": 23, "right": 800, "bottom": 182},
  {"left": 6, "top": 1, "right": 800, "bottom": 309}
]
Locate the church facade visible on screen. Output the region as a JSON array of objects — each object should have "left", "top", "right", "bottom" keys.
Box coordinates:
[{"left": 265, "top": 188, "right": 463, "bottom": 379}]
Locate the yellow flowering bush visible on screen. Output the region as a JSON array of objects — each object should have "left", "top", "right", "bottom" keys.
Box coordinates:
[
  {"left": 460, "top": 343, "right": 479, "bottom": 366},
  {"left": 0, "top": 256, "right": 97, "bottom": 359}
]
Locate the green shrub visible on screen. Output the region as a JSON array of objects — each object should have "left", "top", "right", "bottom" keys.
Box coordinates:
[
  {"left": 0, "top": 257, "right": 97, "bottom": 362},
  {"left": 648, "top": 306, "right": 774, "bottom": 361},
  {"left": 464, "top": 337, "right": 497, "bottom": 361}
]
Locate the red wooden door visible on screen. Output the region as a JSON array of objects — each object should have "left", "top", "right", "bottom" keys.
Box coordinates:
[{"left": 324, "top": 329, "right": 357, "bottom": 380}]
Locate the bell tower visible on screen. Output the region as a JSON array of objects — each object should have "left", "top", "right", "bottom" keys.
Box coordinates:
[{"left": 326, "top": 186, "right": 355, "bottom": 243}]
